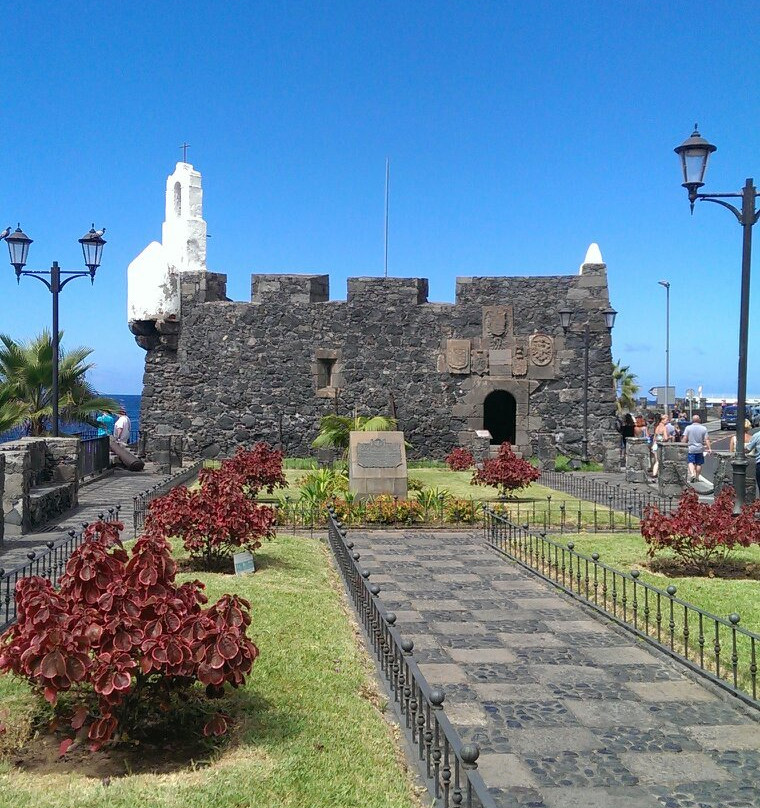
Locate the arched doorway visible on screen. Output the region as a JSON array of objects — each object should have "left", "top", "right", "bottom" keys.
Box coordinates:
[{"left": 483, "top": 390, "right": 517, "bottom": 445}]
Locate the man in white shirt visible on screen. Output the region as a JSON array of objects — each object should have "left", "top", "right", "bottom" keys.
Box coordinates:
[
  {"left": 681, "top": 415, "right": 711, "bottom": 483},
  {"left": 113, "top": 408, "right": 132, "bottom": 444}
]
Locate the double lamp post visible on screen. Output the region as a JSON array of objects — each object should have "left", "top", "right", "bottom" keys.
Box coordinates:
[
  {"left": 2, "top": 225, "right": 107, "bottom": 437},
  {"left": 674, "top": 127, "right": 760, "bottom": 508}
]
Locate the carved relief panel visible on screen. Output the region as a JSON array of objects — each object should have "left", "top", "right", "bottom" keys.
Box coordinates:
[
  {"left": 446, "top": 339, "right": 471, "bottom": 374},
  {"left": 529, "top": 334, "right": 554, "bottom": 366},
  {"left": 482, "top": 305, "right": 514, "bottom": 348}
]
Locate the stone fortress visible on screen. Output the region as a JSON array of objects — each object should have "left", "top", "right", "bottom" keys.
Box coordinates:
[{"left": 128, "top": 162, "right": 619, "bottom": 469}]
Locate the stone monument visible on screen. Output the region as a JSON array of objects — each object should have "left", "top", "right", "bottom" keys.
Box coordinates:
[{"left": 349, "top": 431, "right": 407, "bottom": 499}]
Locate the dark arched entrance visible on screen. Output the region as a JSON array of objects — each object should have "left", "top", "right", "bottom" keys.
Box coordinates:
[{"left": 483, "top": 390, "right": 517, "bottom": 445}]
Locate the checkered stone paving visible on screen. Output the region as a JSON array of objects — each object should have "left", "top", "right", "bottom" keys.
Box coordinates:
[{"left": 353, "top": 530, "right": 760, "bottom": 808}]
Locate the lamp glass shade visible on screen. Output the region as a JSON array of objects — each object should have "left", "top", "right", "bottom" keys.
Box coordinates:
[
  {"left": 558, "top": 307, "right": 573, "bottom": 331},
  {"left": 6, "top": 225, "right": 32, "bottom": 270},
  {"left": 674, "top": 127, "right": 716, "bottom": 188},
  {"left": 79, "top": 226, "right": 106, "bottom": 270},
  {"left": 603, "top": 307, "right": 617, "bottom": 331}
]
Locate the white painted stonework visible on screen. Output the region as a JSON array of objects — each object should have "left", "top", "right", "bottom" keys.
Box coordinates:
[
  {"left": 127, "top": 162, "right": 208, "bottom": 325},
  {"left": 579, "top": 242, "right": 605, "bottom": 273}
]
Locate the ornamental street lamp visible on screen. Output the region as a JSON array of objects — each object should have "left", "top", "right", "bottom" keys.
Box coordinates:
[
  {"left": 3, "top": 225, "right": 107, "bottom": 437},
  {"left": 675, "top": 126, "right": 760, "bottom": 509},
  {"left": 658, "top": 280, "right": 671, "bottom": 415},
  {"left": 558, "top": 305, "right": 617, "bottom": 463}
]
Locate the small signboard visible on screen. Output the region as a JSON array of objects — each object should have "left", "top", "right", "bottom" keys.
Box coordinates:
[{"left": 233, "top": 551, "right": 255, "bottom": 575}]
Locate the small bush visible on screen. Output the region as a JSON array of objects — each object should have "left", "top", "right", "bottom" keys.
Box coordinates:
[
  {"left": 362, "top": 495, "right": 423, "bottom": 525},
  {"left": 471, "top": 442, "right": 541, "bottom": 497},
  {"left": 222, "top": 443, "right": 287, "bottom": 496},
  {"left": 641, "top": 487, "right": 760, "bottom": 574},
  {"left": 444, "top": 497, "right": 483, "bottom": 524},
  {"left": 445, "top": 447, "right": 475, "bottom": 471},
  {"left": 146, "top": 467, "right": 276, "bottom": 568},
  {"left": 407, "top": 476, "right": 425, "bottom": 492},
  {"left": 0, "top": 520, "right": 258, "bottom": 751}
]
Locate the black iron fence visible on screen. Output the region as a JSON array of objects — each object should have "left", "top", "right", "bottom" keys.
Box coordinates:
[
  {"left": 539, "top": 470, "right": 678, "bottom": 517},
  {"left": 78, "top": 435, "right": 111, "bottom": 481},
  {"left": 272, "top": 494, "right": 639, "bottom": 533},
  {"left": 0, "top": 506, "right": 122, "bottom": 633},
  {"left": 132, "top": 459, "right": 205, "bottom": 535},
  {"left": 326, "top": 508, "right": 496, "bottom": 808},
  {"left": 484, "top": 508, "right": 759, "bottom": 709}
]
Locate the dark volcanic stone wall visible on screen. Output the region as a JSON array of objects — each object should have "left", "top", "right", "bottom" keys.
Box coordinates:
[{"left": 137, "top": 266, "right": 618, "bottom": 467}]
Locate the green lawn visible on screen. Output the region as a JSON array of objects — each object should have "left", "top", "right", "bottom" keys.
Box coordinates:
[
  {"left": 0, "top": 535, "right": 422, "bottom": 808},
  {"left": 561, "top": 532, "right": 760, "bottom": 635}
]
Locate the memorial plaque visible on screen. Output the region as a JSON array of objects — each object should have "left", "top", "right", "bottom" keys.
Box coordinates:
[
  {"left": 233, "top": 551, "right": 255, "bottom": 575},
  {"left": 357, "top": 438, "right": 403, "bottom": 468},
  {"left": 349, "top": 431, "right": 408, "bottom": 500}
]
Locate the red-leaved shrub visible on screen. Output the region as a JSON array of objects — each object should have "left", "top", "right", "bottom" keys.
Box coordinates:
[
  {"left": 145, "top": 467, "right": 276, "bottom": 568},
  {"left": 221, "top": 443, "right": 287, "bottom": 497},
  {"left": 471, "top": 442, "right": 540, "bottom": 497},
  {"left": 445, "top": 447, "right": 475, "bottom": 471},
  {"left": 0, "top": 520, "right": 258, "bottom": 750},
  {"left": 641, "top": 487, "right": 760, "bottom": 573}
]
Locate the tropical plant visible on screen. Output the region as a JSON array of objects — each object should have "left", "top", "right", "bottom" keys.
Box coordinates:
[
  {"left": 221, "top": 443, "right": 287, "bottom": 497},
  {"left": 471, "top": 442, "right": 541, "bottom": 497},
  {"left": 613, "top": 360, "right": 640, "bottom": 413},
  {"left": 444, "top": 497, "right": 483, "bottom": 524},
  {"left": 641, "top": 487, "right": 760, "bottom": 574},
  {"left": 0, "top": 520, "right": 258, "bottom": 752},
  {"left": 311, "top": 411, "right": 397, "bottom": 454},
  {"left": 445, "top": 447, "right": 475, "bottom": 471},
  {"left": 145, "top": 467, "right": 276, "bottom": 568},
  {"left": 414, "top": 487, "right": 451, "bottom": 517},
  {"left": 0, "top": 331, "right": 118, "bottom": 436}
]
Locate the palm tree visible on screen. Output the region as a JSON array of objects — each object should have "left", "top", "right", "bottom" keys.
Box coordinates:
[
  {"left": 0, "top": 331, "right": 119, "bottom": 437},
  {"left": 312, "top": 410, "right": 397, "bottom": 454},
  {"left": 613, "top": 360, "right": 640, "bottom": 413}
]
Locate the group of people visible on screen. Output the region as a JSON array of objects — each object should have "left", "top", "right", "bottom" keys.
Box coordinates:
[
  {"left": 96, "top": 407, "right": 132, "bottom": 444},
  {"left": 617, "top": 411, "right": 711, "bottom": 482}
]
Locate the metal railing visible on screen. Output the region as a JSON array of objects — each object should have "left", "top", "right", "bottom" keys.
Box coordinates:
[
  {"left": 273, "top": 495, "right": 639, "bottom": 533},
  {"left": 132, "top": 459, "right": 204, "bottom": 535},
  {"left": 78, "top": 435, "right": 111, "bottom": 481},
  {"left": 326, "top": 508, "right": 496, "bottom": 808},
  {"left": 484, "top": 508, "right": 759, "bottom": 708},
  {"left": 540, "top": 470, "right": 677, "bottom": 517},
  {"left": 0, "top": 506, "right": 122, "bottom": 632}
]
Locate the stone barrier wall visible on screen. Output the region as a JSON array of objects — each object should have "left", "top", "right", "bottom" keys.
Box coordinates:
[
  {"left": 712, "top": 452, "right": 757, "bottom": 502},
  {"left": 624, "top": 437, "right": 650, "bottom": 483},
  {"left": 0, "top": 437, "right": 80, "bottom": 536}
]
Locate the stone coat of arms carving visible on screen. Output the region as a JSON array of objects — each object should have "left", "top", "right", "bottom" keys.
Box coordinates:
[
  {"left": 470, "top": 349, "right": 489, "bottom": 376},
  {"left": 482, "top": 305, "right": 514, "bottom": 348},
  {"left": 529, "top": 333, "right": 554, "bottom": 367},
  {"left": 512, "top": 344, "right": 528, "bottom": 377},
  {"left": 446, "top": 339, "right": 471, "bottom": 374}
]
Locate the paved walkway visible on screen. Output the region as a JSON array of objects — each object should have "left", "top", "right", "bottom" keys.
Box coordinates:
[
  {"left": 357, "top": 530, "right": 760, "bottom": 808},
  {"left": 0, "top": 465, "right": 171, "bottom": 569}
]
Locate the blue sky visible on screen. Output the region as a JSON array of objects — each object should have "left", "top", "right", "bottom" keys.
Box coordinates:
[{"left": 1, "top": 1, "right": 759, "bottom": 399}]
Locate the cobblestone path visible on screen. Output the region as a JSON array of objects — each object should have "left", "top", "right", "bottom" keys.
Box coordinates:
[
  {"left": 356, "top": 530, "right": 760, "bottom": 808},
  {"left": 0, "top": 466, "right": 173, "bottom": 569}
]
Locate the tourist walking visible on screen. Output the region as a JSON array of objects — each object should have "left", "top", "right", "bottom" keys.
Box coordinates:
[
  {"left": 620, "top": 413, "right": 635, "bottom": 462},
  {"left": 681, "top": 415, "right": 711, "bottom": 483},
  {"left": 651, "top": 414, "right": 673, "bottom": 478}
]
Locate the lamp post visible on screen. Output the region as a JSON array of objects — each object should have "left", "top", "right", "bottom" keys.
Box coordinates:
[
  {"left": 658, "top": 280, "right": 670, "bottom": 415},
  {"left": 558, "top": 306, "right": 617, "bottom": 463},
  {"left": 3, "top": 225, "right": 107, "bottom": 437},
  {"left": 674, "top": 126, "right": 760, "bottom": 509}
]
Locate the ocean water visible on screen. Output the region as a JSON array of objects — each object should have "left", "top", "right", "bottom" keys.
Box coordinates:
[{"left": 0, "top": 393, "right": 141, "bottom": 442}]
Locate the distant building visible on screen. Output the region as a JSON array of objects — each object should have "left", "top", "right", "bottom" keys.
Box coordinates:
[{"left": 128, "top": 163, "right": 618, "bottom": 468}]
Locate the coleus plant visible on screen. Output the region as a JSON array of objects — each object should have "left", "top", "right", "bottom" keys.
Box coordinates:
[
  {"left": 641, "top": 486, "right": 760, "bottom": 573},
  {"left": 221, "top": 443, "right": 287, "bottom": 497},
  {"left": 0, "top": 520, "right": 259, "bottom": 752},
  {"left": 145, "top": 466, "right": 276, "bottom": 568},
  {"left": 471, "top": 441, "right": 541, "bottom": 497},
  {"left": 445, "top": 447, "right": 475, "bottom": 471}
]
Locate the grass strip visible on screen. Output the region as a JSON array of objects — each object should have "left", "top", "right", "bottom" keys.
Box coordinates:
[{"left": 0, "top": 534, "right": 423, "bottom": 808}]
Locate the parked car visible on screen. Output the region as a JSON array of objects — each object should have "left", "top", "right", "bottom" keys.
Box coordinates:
[{"left": 720, "top": 405, "right": 756, "bottom": 430}]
